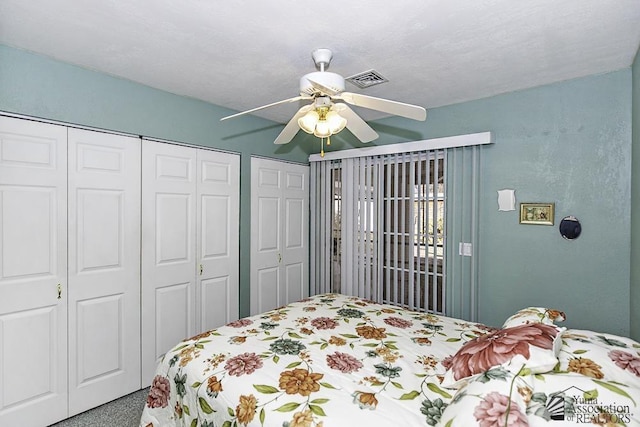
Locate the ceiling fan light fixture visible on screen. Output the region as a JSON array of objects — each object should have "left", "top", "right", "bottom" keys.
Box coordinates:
[
  {"left": 298, "top": 110, "right": 319, "bottom": 134},
  {"left": 313, "top": 120, "right": 331, "bottom": 138},
  {"left": 298, "top": 106, "right": 347, "bottom": 138},
  {"left": 326, "top": 109, "right": 347, "bottom": 134}
]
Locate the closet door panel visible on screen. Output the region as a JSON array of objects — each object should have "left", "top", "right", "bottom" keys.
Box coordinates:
[
  {"left": 0, "top": 117, "right": 68, "bottom": 427},
  {"left": 256, "top": 267, "right": 279, "bottom": 314},
  {"left": 2, "top": 188, "right": 56, "bottom": 278},
  {"left": 67, "top": 128, "right": 141, "bottom": 415},
  {"left": 282, "top": 170, "right": 308, "bottom": 307},
  {"left": 1, "top": 308, "right": 59, "bottom": 404},
  {"left": 251, "top": 162, "right": 282, "bottom": 314},
  {"left": 155, "top": 282, "right": 191, "bottom": 354},
  {"left": 258, "top": 197, "right": 280, "bottom": 252},
  {"left": 201, "top": 276, "right": 230, "bottom": 331},
  {"left": 196, "top": 150, "right": 239, "bottom": 332},
  {"left": 285, "top": 263, "right": 305, "bottom": 305},
  {"left": 142, "top": 141, "right": 197, "bottom": 385},
  {"left": 251, "top": 158, "right": 309, "bottom": 315},
  {"left": 157, "top": 193, "right": 192, "bottom": 262}
]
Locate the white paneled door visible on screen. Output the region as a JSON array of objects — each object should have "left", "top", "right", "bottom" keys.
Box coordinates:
[
  {"left": 196, "top": 150, "right": 239, "bottom": 333},
  {"left": 0, "top": 117, "right": 68, "bottom": 427},
  {"left": 251, "top": 157, "right": 309, "bottom": 315},
  {"left": 67, "top": 129, "right": 141, "bottom": 415},
  {"left": 142, "top": 141, "right": 239, "bottom": 385},
  {"left": 142, "top": 141, "right": 197, "bottom": 385}
]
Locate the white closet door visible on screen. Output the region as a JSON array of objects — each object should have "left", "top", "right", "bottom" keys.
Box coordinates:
[
  {"left": 282, "top": 163, "right": 309, "bottom": 307},
  {"left": 250, "top": 158, "right": 309, "bottom": 315},
  {"left": 67, "top": 129, "right": 141, "bottom": 415},
  {"left": 142, "top": 141, "right": 197, "bottom": 385},
  {"left": 0, "top": 117, "right": 68, "bottom": 427},
  {"left": 196, "top": 150, "right": 240, "bottom": 333}
]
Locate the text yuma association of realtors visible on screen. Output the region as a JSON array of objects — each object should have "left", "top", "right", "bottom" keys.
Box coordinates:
[{"left": 567, "top": 396, "right": 632, "bottom": 424}]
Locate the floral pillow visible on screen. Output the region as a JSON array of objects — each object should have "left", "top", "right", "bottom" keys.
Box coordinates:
[
  {"left": 502, "top": 306, "right": 566, "bottom": 328},
  {"left": 441, "top": 323, "right": 563, "bottom": 388}
]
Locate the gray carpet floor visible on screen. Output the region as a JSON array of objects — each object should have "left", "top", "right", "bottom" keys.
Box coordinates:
[{"left": 49, "top": 388, "right": 149, "bottom": 427}]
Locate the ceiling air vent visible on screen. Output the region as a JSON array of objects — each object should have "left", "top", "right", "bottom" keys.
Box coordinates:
[{"left": 345, "top": 69, "right": 388, "bottom": 89}]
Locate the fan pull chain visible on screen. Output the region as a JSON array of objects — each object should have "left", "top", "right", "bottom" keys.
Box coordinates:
[{"left": 319, "top": 136, "right": 331, "bottom": 157}]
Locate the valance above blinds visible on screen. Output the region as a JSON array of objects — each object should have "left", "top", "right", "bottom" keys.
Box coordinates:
[{"left": 308, "top": 132, "right": 491, "bottom": 162}]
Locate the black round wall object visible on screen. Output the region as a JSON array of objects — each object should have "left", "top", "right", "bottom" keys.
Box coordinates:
[{"left": 559, "top": 216, "right": 581, "bottom": 240}]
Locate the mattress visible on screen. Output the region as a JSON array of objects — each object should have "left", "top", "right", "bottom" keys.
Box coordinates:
[{"left": 139, "top": 293, "right": 640, "bottom": 426}]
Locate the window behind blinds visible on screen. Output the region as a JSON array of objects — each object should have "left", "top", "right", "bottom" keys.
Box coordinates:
[{"left": 311, "top": 149, "right": 446, "bottom": 313}]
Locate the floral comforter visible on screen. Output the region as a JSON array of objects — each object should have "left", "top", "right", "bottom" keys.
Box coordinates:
[{"left": 139, "top": 294, "right": 640, "bottom": 427}]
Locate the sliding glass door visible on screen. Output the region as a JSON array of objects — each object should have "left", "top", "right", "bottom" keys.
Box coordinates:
[
  {"left": 310, "top": 133, "right": 489, "bottom": 319},
  {"left": 323, "top": 151, "right": 446, "bottom": 313}
]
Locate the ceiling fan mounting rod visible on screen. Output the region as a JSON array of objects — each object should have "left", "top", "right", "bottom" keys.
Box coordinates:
[{"left": 312, "top": 48, "right": 333, "bottom": 72}]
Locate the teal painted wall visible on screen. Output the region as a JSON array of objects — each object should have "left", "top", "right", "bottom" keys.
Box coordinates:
[
  {"left": 368, "top": 71, "right": 633, "bottom": 336},
  {"left": 1, "top": 44, "right": 634, "bottom": 336},
  {"left": 631, "top": 47, "right": 640, "bottom": 341}
]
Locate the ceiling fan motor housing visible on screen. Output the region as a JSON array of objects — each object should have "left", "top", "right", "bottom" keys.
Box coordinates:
[{"left": 299, "top": 71, "right": 345, "bottom": 96}]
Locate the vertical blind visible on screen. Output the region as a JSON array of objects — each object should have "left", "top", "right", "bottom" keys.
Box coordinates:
[
  {"left": 380, "top": 151, "right": 446, "bottom": 312},
  {"left": 310, "top": 133, "right": 488, "bottom": 319}
]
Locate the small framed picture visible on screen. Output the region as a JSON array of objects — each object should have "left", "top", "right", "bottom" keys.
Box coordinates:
[{"left": 519, "top": 203, "right": 555, "bottom": 225}]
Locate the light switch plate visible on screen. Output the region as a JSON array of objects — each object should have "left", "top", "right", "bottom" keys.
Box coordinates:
[{"left": 459, "top": 242, "right": 472, "bottom": 256}]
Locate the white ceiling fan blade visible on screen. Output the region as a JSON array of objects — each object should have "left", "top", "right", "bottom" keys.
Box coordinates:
[
  {"left": 334, "top": 104, "right": 378, "bottom": 143},
  {"left": 220, "top": 95, "right": 312, "bottom": 121},
  {"left": 274, "top": 105, "right": 313, "bottom": 145},
  {"left": 337, "top": 92, "right": 427, "bottom": 121}
]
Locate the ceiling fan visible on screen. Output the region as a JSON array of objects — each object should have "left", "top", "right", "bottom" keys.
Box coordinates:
[{"left": 220, "top": 49, "right": 427, "bottom": 148}]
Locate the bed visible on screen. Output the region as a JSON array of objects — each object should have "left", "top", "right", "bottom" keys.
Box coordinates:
[{"left": 139, "top": 293, "right": 640, "bottom": 427}]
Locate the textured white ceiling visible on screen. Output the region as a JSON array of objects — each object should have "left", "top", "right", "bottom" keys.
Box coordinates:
[{"left": 1, "top": 0, "right": 639, "bottom": 124}]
